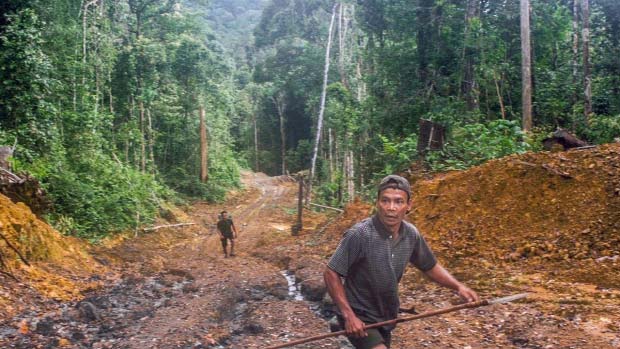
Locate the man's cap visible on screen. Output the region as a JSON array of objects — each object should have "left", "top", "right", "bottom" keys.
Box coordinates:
[{"left": 378, "top": 175, "right": 411, "bottom": 199}]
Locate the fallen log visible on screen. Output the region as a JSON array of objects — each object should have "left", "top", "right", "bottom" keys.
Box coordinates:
[
  {"left": 542, "top": 164, "right": 572, "bottom": 179},
  {"left": 141, "top": 223, "right": 196, "bottom": 232},
  {"left": 542, "top": 129, "right": 587, "bottom": 151},
  {"left": 309, "top": 202, "right": 344, "bottom": 213}
]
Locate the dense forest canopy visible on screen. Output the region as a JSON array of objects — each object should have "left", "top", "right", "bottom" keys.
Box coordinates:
[{"left": 1, "top": 0, "right": 619, "bottom": 238}]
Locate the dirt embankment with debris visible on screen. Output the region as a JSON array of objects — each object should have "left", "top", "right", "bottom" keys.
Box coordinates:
[
  {"left": 0, "top": 194, "right": 108, "bottom": 320},
  {"left": 410, "top": 143, "right": 620, "bottom": 266}
]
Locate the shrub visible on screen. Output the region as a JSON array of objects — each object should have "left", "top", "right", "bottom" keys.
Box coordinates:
[
  {"left": 583, "top": 115, "right": 620, "bottom": 144},
  {"left": 426, "top": 119, "right": 530, "bottom": 171}
]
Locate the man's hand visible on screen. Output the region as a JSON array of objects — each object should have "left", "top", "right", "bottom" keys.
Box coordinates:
[
  {"left": 457, "top": 284, "right": 479, "bottom": 303},
  {"left": 343, "top": 313, "right": 367, "bottom": 338},
  {"left": 324, "top": 267, "right": 367, "bottom": 338}
]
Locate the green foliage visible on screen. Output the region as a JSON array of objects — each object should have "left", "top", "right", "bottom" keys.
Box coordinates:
[
  {"left": 584, "top": 115, "right": 620, "bottom": 144},
  {"left": 426, "top": 120, "right": 530, "bottom": 171},
  {"left": 376, "top": 134, "right": 419, "bottom": 176},
  {"left": 315, "top": 179, "right": 341, "bottom": 207},
  {"left": 0, "top": 0, "right": 245, "bottom": 240},
  {"left": 285, "top": 139, "right": 312, "bottom": 174},
  {"left": 0, "top": 9, "right": 56, "bottom": 157},
  {"left": 17, "top": 151, "right": 169, "bottom": 240}
]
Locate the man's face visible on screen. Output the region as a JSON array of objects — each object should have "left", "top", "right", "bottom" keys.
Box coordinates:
[
  {"left": 376, "top": 188, "right": 412, "bottom": 231},
  {"left": 222, "top": 212, "right": 228, "bottom": 219}
]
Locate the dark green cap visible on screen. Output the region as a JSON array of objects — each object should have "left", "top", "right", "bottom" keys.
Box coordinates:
[{"left": 378, "top": 174, "right": 411, "bottom": 200}]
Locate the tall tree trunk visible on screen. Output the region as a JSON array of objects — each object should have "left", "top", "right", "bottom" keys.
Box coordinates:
[
  {"left": 520, "top": 0, "right": 533, "bottom": 132},
  {"left": 199, "top": 105, "right": 208, "bottom": 182},
  {"left": 572, "top": 0, "right": 580, "bottom": 103},
  {"left": 328, "top": 128, "right": 334, "bottom": 182},
  {"left": 307, "top": 3, "right": 338, "bottom": 204},
  {"left": 147, "top": 108, "right": 155, "bottom": 176},
  {"left": 345, "top": 149, "right": 354, "bottom": 201},
  {"left": 582, "top": 0, "right": 592, "bottom": 121},
  {"left": 493, "top": 71, "right": 506, "bottom": 119},
  {"left": 139, "top": 100, "right": 146, "bottom": 172},
  {"left": 417, "top": 0, "right": 433, "bottom": 93},
  {"left": 461, "top": 0, "right": 480, "bottom": 111},
  {"left": 337, "top": 3, "right": 350, "bottom": 89},
  {"left": 356, "top": 60, "right": 363, "bottom": 101},
  {"left": 272, "top": 94, "right": 287, "bottom": 175},
  {"left": 108, "top": 69, "right": 114, "bottom": 113},
  {"left": 253, "top": 113, "right": 259, "bottom": 172}
]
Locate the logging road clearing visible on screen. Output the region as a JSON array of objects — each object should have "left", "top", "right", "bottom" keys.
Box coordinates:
[
  {"left": 2, "top": 159, "right": 620, "bottom": 348},
  {"left": 90, "top": 171, "right": 345, "bottom": 349}
]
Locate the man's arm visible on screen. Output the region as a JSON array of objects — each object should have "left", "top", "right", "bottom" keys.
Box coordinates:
[
  {"left": 323, "top": 267, "right": 367, "bottom": 338},
  {"left": 230, "top": 220, "right": 238, "bottom": 238},
  {"left": 216, "top": 221, "right": 225, "bottom": 239},
  {"left": 423, "top": 263, "right": 479, "bottom": 302}
]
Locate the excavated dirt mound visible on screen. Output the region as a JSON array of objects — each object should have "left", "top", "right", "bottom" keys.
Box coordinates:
[
  {"left": 408, "top": 143, "right": 620, "bottom": 284},
  {"left": 303, "top": 144, "right": 620, "bottom": 347},
  {"left": 0, "top": 194, "right": 107, "bottom": 320}
]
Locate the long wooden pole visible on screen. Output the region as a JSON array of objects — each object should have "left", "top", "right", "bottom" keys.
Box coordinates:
[{"left": 265, "top": 300, "right": 490, "bottom": 349}]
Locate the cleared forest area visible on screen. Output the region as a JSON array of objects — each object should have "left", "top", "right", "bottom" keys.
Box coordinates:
[{"left": 1, "top": 0, "right": 620, "bottom": 348}]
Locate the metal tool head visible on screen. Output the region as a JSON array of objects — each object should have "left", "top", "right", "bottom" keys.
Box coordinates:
[{"left": 488, "top": 293, "right": 529, "bottom": 304}]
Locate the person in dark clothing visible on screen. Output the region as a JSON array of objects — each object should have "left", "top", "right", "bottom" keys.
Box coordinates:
[
  {"left": 324, "top": 175, "right": 479, "bottom": 349},
  {"left": 217, "top": 210, "right": 238, "bottom": 257}
]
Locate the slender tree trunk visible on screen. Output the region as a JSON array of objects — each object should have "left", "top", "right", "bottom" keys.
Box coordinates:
[
  {"left": 147, "top": 108, "right": 155, "bottom": 176},
  {"left": 199, "top": 105, "right": 208, "bottom": 182},
  {"left": 139, "top": 100, "right": 146, "bottom": 172},
  {"left": 272, "top": 94, "right": 287, "bottom": 175},
  {"left": 328, "top": 128, "right": 334, "bottom": 182},
  {"left": 572, "top": 0, "right": 580, "bottom": 107},
  {"left": 307, "top": 3, "right": 338, "bottom": 204},
  {"left": 520, "top": 0, "right": 533, "bottom": 132},
  {"left": 494, "top": 71, "right": 506, "bottom": 119},
  {"left": 358, "top": 151, "right": 363, "bottom": 192},
  {"left": 417, "top": 0, "right": 433, "bottom": 92},
  {"left": 253, "top": 113, "right": 259, "bottom": 172},
  {"left": 129, "top": 94, "right": 135, "bottom": 165},
  {"left": 582, "top": 0, "right": 592, "bottom": 121},
  {"left": 356, "top": 56, "right": 367, "bottom": 102},
  {"left": 108, "top": 69, "right": 114, "bottom": 113},
  {"left": 461, "top": 0, "right": 480, "bottom": 111},
  {"left": 337, "top": 3, "right": 350, "bottom": 89},
  {"left": 346, "top": 149, "right": 354, "bottom": 201}
]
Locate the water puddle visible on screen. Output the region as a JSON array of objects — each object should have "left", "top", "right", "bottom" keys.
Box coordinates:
[{"left": 281, "top": 270, "right": 304, "bottom": 301}]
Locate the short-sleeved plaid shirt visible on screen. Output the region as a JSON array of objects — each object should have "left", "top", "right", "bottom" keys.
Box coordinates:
[{"left": 327, "top": 215, "right": 437, "bottom": 327}]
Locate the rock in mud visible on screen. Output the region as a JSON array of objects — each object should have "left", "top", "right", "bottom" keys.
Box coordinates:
[
  {"left": 300, "top": 278, "right": 326, "bottom": 302},
  {"left": 77, "top": 301, "right": 101, "bottom": 322},
  {"left": 34, "top": 317, "right": 55, "bottom": 336}
]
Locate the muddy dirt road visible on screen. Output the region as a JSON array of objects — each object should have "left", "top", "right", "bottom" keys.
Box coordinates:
[
  {"left": 2, "top": 170, "right": 619, "bottom": 348},
  {"left": 1, "top": 172, "right": 344, "bottom": 349}
]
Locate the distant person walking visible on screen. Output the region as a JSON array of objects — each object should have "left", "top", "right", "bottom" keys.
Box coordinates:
[{"left": 217, "top": 210, "right": 238, "bottom": 257}]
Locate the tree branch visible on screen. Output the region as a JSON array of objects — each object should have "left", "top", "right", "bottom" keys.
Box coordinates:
[{"left": 0, "top": 230, "right": 30, "bottom": 266}]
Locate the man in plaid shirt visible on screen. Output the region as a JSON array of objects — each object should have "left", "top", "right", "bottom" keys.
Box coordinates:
[{"left": 324, "top": 175, "right": 479, "bottom": 349}]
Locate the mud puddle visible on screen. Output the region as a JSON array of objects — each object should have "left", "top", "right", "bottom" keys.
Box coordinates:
[{"left": 0, "top": 270, "right": 196, "bottom": 348}]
